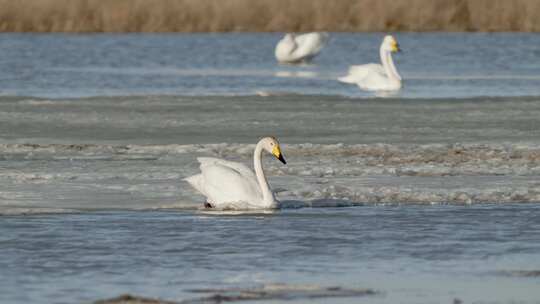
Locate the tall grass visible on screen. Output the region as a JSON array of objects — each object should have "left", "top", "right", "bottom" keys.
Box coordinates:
[{"left": 0, "top": 0, "right": 539, "bottom": 32}]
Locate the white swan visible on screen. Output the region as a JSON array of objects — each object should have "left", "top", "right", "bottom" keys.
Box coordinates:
[
  {"left": 275, "top": 32, "right": 329, "bottom": 64},
  {"left": 184, "top": 137, "right": 287, "bottom": 210},
  {"left": 338, "top": 35, "right": 402, "bottom": 91}
]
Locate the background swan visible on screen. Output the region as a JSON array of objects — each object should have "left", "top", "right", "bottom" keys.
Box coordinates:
[
  {"left": 275, "top": 32, "right": 329, "bottom": 64},
  {"left": 184, "top": 137, "right": 286, "bottom": 210},
  {"left": 338, "top": 35, "right": 402, "bottom": 91}
]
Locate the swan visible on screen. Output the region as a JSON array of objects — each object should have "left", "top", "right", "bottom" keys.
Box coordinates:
[
  {"left": 338, "top": 35, "right": 402, "bottom": 91},
  {"left": 184, "top": 137, "right": 287, "bottom": 210},
  {"left": 275, "top": 32, "right": 329, "bottom": 64}
]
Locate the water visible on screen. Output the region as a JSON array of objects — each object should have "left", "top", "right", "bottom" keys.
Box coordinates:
[
  {"left": 2, "top": 33, "right": 540, "bottom": 98},
  {"left": 1, "top": 33, "right": 540, "bottom": 303},
  {"left": 2, "top": 206, "right": 540, "bottom": 304}
]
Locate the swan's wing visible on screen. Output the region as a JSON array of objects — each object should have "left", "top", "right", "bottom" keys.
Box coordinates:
[
  {"left": 356, "top": 71, "right": 390, "bottom": 91},
  {"left": 197, "top": 157, "right": 257, "bottom": 181},
  {"left": 185, "top": 157, "right": 263, "bottom": 206},
  {"left": 338, "top": 64, "right": 385, "bottom": 84},
  {"left": 348, "top": 64, "right": 385, "bottom": 77},
  {"left": 291, "top": 32, "right": 328, "bottom": 61},
  {"left": 294, "top": 32, "right": 328, "bottom": 48},
  {"left": 200, "top": 163, "right": 263, "bottom": 207},
  {"left": 293, "top": 33, "right": 311, "bottom": 45}
]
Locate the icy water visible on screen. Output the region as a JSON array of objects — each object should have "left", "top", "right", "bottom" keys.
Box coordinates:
[{"left": 1, "top": 33, "right": 540, "bottom": 303}]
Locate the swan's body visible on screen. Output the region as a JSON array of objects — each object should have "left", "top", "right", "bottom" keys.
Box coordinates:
[
  {"left": 275, "top": 32, "right": 329, "bottom": 64},
  {"left": 338, "top": 35, "right": 402, "bottom": 91},
  {"left": 184, "top": 137, "right": 286, "bottom": 210}
]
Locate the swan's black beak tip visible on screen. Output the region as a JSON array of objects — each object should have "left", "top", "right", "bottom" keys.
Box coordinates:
[{"left": 278, "top": 154, "right": 287, "bottom": 165}]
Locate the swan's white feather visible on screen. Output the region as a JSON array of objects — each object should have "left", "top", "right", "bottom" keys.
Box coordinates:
[
  {"left": 184, "top": 173, "right": 205, "bottom": 197},
  {"left": 275, "top": 32, "right": 328, "bottom": 63},
  {"left": 196, "top": 157, "right": 255, "bottom": 180},
  {"left": 338, "top": 35, "right": 402, "bottom": 91},
  {"left": 356, "top": 70, "right": 397, "bottom": 91},
  {"left": 185, "top": 157, "right": 263, "bottom": 208},
  {"left": 338, "top": 64, "right": 385, "bottom": 84},
  {"left": 292, "top": 32, "right": 328, "bottom": 60}
]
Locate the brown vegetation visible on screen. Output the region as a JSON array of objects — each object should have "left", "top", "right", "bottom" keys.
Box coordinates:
[{"left": 0, "top": 0, "right": 539, "bottom": 32}]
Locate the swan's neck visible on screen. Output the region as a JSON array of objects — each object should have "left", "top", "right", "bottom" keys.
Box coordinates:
[
  {"left": 281, "top": 35, "right": 297, "bottom": 53},
  {"left": 254, "top": 142, "right": 275, "bottom": 206},
  {"left": 380, "top": 48, "right": 402, "bottom": 82}
]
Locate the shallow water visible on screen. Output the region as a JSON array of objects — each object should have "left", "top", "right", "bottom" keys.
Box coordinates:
[
  {"left": 2, "top": 205, "right": 540, "bottom": 304},
  {"left": 1, "top": 32, "right": 540, "bottom": 98},
  {"left": 1, "top": 33, "right": 540, "bottom": 303}
]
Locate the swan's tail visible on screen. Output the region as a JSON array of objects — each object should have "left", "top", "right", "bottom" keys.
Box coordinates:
[{"left": 183, "top": 174, "right": 205, "bottom": 194}]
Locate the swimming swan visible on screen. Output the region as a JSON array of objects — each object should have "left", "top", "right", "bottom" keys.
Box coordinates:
[
  {"left": 338, "top": 35, "right": 402, "bottom": 91},
  {"left": 275, "top": 32, "right": 329, "bottom": 64},
  {"left": 184, "top": 137, "right": 287, "bottom": 210}
]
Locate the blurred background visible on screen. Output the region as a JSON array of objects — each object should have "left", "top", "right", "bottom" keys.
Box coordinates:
[{"left": 1, "top": 0, "right": 539, "bottom": 32}]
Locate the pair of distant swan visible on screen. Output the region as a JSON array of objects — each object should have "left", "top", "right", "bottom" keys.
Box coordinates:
[{"left": 276, "top": 33, "right": 402, "bottom": 92}]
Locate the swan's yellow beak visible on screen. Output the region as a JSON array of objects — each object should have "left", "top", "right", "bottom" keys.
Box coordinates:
[
  {"left": 272, "top": 145, "right": 286, "bottom": 164},
  {"left": 391, "top": 40, "right": 401, "bottom": 53}
]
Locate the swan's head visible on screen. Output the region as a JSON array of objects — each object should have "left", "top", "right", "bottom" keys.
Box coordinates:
[
  {"left": 382, "top": 35, "right": 401, "bottom": 53},
  {"left": 261, "top": 137, "right": 286, "bottom": 164}
]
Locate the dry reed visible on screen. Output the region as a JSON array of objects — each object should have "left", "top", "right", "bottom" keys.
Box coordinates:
[{"left": 0, "top": 0, "right": 539, "bottom": 32}]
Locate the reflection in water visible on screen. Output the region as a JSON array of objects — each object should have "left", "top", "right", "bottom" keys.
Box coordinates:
[{"left": 274, "top": 70, "right": 319, "bottom": 78}]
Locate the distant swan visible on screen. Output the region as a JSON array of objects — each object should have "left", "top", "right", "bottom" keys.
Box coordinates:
[
  {"left": 275, "top": 32, "right": 329, "bottom": 64},
  {"left": 339, "top": 35, "right": 402, "bottom": 91},
  {"left": 184, "top": 137, "right": 287, "bottom": 210}
]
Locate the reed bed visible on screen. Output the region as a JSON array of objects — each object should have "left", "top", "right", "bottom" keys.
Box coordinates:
[{"left": 0, "top": 0, "right": 539, "bottom": 32}]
